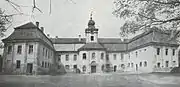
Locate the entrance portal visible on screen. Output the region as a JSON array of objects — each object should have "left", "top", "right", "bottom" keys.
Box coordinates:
[
  {"left": 27, "top": 63, "right": 33, "bottom": 74},
  {"left": 114, "top": 65, "right": 117, "bottom": 72},
  {"left": 91, "top": 66, "right": 96, "bottom": 73}
]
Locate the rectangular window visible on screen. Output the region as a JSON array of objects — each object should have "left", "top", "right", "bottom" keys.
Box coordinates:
[
  {"left": 113, "top": 54, "right": 117, "bottom": 60},
  {"left": 73, "top": 65, "right": 77, "bottom": 69},
  {"left": 42, "top": 61, "right": 44, "bottom": 67},
  {"left": 101, "top": 53, "right": 104, "bottom": 60},
  {"left": 121, "top": 53, "right": 124, "bottom": 61},
  {"left": 74, "top": 55, "right": 77, "bottom": 61},
  {"left": 91, "top": 36, "right": 94, "bottom": 41},
  {"left": 173, "top": 49, "right": 175, "bottom": 56},
  {"left": 7, "top": 46, "right": 12, "bottom": 54},
  {"left": 65, "top": 55, "right": 69, "bottom": 61},
  {"left": 43, "top": 48, "right": 45, "bottom": 56},
  {"left": 17, "top": 45, "right": 22, "bottom": 54},
  {"left": 157, "top": 48, "right": 160, "bottom": 55},
  {"left": 166, "top": 61, "right": 169, "bottom": 67},
  {"left": 28, "top": 45, "right": 33, "bottom": 54},
  {"left": 165, "top": 48, "right": 168, "bottom": 55},
  {"left": 46, "top": 49, "right": 48, "bottom": 57},
  {"left": 106, "top": 54, "right": 109, "bottom": 61},
  {"left": 16, "top": 60, "right": 21, "bottom": 68},
  {"left": 58, "top": 55, "right": 61, "bottom": 61}
]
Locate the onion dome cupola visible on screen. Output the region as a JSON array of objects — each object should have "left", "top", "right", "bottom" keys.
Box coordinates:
[{"left": 85, "top": 12, "right": 99, "bottom": 43}]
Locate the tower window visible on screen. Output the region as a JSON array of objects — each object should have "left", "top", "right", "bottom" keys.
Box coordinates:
[{"left": 91, "top": 36, "right": 94, "bottom": 41}]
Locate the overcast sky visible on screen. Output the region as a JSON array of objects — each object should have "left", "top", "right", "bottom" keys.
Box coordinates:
[{"left": 0, "top": 0, "right": 124, "bottom": 38}]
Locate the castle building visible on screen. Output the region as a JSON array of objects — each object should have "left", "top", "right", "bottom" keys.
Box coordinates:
[
  {"left": 2, "top": 22, "right": 55, "bottom": 74},
  {"left": 51, "top": 16, "right": 180, "bottom": 73},
  {"left": 2, "top": 15, "right": 180, "bottom": 74}
]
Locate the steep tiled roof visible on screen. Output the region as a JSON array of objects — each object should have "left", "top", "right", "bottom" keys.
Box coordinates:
[
  {"left": 50, "top": 38, "right": 125, "bottom": 44},
  {"left": 78, "top": 43, "right": 106, "bottom": 51},
  {"left": 2, "top": 22, "right": 54, "bottom": 49},
  {"left": 14, "top": 22, "right": 37, "bottom": 29},
  {"left": 51, "top": 28, "right": 179, "bottom": 52}
]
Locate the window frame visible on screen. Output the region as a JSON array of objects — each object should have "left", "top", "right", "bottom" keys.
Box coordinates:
[
  {"left": 91, "top": 36, "right": 94, "bottom": 41},
  {"left": 28, "top": 45, "right": 33, "bottom": 54},
  {"left": 17, "top": 45, "right": 22, "bottom": 54},
  {"left": 7, "top": 46, "right": 12, "bottom": 54},
  {"left": 65, "top": 55, "right": 69, "bottom": 61},
  {"left": 16, "top": 60, "right": 21, "bottom": 68}
]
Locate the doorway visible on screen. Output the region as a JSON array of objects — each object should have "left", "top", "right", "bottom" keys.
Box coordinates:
[
  {"left": 27, "top": 63, "right": 33, "bottom": 74},
  {"left": 136, "top": 64, "right": 138, "bottom": 71},
  {"left": 91, "top": 66, "right": 96, "bottom": 73},
  {"left": 114, "top": 65, "right": 117, "bottom": 72}
]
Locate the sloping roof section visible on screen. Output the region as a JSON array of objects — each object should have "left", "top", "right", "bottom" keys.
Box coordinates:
[
  {"left": 103, "top": 44, "right": 127, "bottom": 52},
  {"left": 78, "top": 43, "right": 106, "bottom": 51},
  {"left": 2, "top": 22, "right": 54, "bottom": 49},
  {"left": 15, "top": 22, "right": 37, "bottom": 29},
  {"left": 50, "top": 38, "right": 126, "bottom": 44}
]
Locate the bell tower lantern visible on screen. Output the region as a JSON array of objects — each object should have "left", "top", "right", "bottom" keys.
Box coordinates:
[{"left": 85, "top": 13, "right": 98, "bottom": 43}]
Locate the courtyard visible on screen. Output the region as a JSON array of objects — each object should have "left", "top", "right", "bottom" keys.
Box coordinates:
[{"left": 0, "top": 73, "right": 180, "bottom": 87}]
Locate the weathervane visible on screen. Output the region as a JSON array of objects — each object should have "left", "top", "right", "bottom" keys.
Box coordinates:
[{"left": 90, "top": 11, "right": 93, "bottom": 20}]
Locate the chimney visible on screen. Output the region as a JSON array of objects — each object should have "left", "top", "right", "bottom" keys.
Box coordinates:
[
  {"left": 47, "top": 34, "right": 50, "bottom": 38},
  {"left": 55, "top": 36, "right": 58, "bottom": 39},
  {"left": 78, "top": 35, "right": 81, "bottom": 41},
  {"left": 40, "top": 27, "right": 44, "bottom": 32},
  {"left": 36, "top": 22, "right": 39, "bottom": 28}
]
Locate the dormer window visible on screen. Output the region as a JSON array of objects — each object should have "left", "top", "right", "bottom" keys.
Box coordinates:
[{"left": 91, "top": 36, "right": 94, "bottom": 41}]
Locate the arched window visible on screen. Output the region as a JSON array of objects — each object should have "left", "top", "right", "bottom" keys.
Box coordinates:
[
  {"left": 144, "top": 61, "right": 147, "bottom": 67},
  {"left": 139, "top": 62, "right": 142, "bottom": 67},
  {"left": 82, "top": 65, "right": 86, "bottom": 72},
  {"left": 101, "top": 53, "right": 104, "bottom": 59},
  {"left": 92, "top": 52, "right": 95, "bottom": 59},
  {"left": 83, "top": 53, "right": 86, "bottom": 60}
]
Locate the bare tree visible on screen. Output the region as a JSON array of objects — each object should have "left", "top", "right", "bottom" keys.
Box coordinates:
[{"left": 113, "top": 0, "right": 180, "bottom": 37}]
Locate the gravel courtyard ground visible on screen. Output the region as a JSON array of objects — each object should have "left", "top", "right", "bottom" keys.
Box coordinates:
[{"left": 0, "top": 73, "right": 180, "bottom": 87}]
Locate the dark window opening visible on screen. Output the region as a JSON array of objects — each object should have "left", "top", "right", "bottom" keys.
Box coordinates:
[
  {"left": 83, "top": 53, "right": 86, "bottom": 60},
  {"left": 165, "top": 48, "right": 168, "bottom": 55},
  {"left": 173, "top": 49, "right": 175, "bottom": 56},
  {"left": 17, "top": 45, "right": 22, "bottom": 54},
  {"left": 91, "top": 36, "right": 94, "bottom": 41},
  {"left": 66, "top": 55, "right": 69, "bottom": 61},
  {"left": 28, "top": 45, "right": 33, "bottom": 54},
  {"left": 157, "top": 48, "right": 160, "bottom": 55},
  {"left": 16, "top": 60, "right": 21, "bottom": 68},
  {"left": 7, "top": 46, "right": 12, "bottom": 54}
]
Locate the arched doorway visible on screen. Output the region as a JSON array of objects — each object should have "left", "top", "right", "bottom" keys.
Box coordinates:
[
  {"left": 114, "top": 65, "right": 117, "bottom": 72},
  {"left": 91, "top": 61, "right": 97, "bottom": 73}
]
